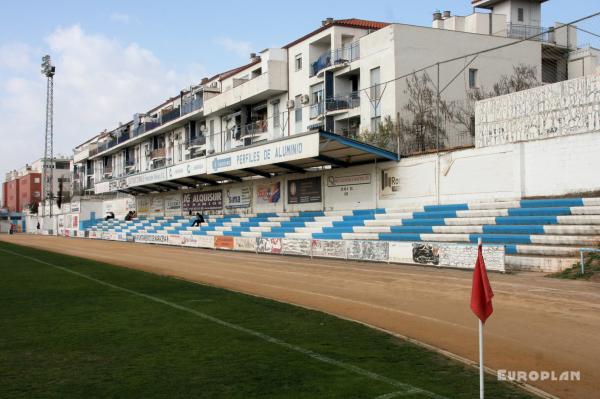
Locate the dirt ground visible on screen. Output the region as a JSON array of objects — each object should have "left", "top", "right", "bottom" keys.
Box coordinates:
[{"left": 3, "top": 235, "right": 599, "bottom": 399}]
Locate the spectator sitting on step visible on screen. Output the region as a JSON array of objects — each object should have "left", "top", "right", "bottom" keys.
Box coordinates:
[
  {"left": 191, "top": 211, "right": 205, "bottom": 227},
  {"left": 124, "top": 211, "right": 133, "bottom": 221},
  {"left": 105, "top": 211, "right": 115, "bottom": 221}
]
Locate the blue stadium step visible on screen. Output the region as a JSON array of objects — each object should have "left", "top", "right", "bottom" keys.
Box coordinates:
[
  {"left": 482, "top": 225, "right": 546, "bottom": 234},
  {"left": 519, "top": 198, "right": 584, "bottom": 208},
  {"left": 469, "top": 234, "right": 532, "bottom": 244},
  {"left": 507, "top": 207, "right": 572, "bottom": 217}
]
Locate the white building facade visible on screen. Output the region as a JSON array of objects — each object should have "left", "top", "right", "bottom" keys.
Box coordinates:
[{"left": 71, "top": 1, "right": 596, "bottom": 203}]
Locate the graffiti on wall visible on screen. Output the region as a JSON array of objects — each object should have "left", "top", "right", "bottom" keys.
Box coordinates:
[
  {"left": 346, "top": 240, "right": 389, "bottom": 262},
  {"left": 475, "top": 74, "right": 600, "bottom": 147},
  {"left": 412, "top": 243, "right": 440, "bottom": 266},
  {"left": 257, "top": 238, "right": 282, "bottom": 254},
  {"left": 282, "top": 238, "right": 311, "bottom": 256},
  {"left": 311, "top": 239, "right": 345, "bottom": 258}
]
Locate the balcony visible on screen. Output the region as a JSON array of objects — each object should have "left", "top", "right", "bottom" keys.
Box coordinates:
[
  {"left": 103, "top": 166, "right": 113, "bottom": 176},
  {"left": 310, "top": 93, "right": 360, "bottom": 119},
  {"left": 507, "top": 23, "right": 550, "bottom": 42},
  {"left": 312, "top": 42, "right": 360, "bottom": 77},
  {"left": 187, "top": 136, "right": 206, "bottom": 148},
  {"left": 310, "top": 102, "right": 324, "bottom": 119},
  {"left": 326, "top": 92, "right": 361, "bottom": 112},
  {"left": 203, "top": 60, "right": 287, "bottom": 114},
  {"left": 117, "top": 130, "right": 131, "bottom": 144},
  {"left": 181, "top": 97, "right": 203, "bottom": 115},
  {"left": 150, "top": 148, "right": 166, "bottom": 160},
  {"left": 132, "top": 121, "right": 160, "bottom": 138},
  {"left": 244, "top": 120, "right": 268, "bottom": 136},
  {"left": 160, "top": 107, "right": 181, "bottom": 125}
]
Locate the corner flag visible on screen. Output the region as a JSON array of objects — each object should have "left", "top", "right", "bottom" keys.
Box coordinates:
[
  {"left": 470, "top": 243, "right": 494, "bottom": 323},
  {"left": 471, "top": 241, "right": 494, "bottom": 399}
]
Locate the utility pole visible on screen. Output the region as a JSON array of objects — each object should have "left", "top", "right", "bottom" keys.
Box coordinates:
[{"left": 41, "top": 55, "right": 55, "bottom": 218}]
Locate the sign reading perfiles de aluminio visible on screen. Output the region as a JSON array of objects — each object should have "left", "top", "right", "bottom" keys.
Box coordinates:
[{"left": 206, "top": 133, "right": 320, "bottom": 174}]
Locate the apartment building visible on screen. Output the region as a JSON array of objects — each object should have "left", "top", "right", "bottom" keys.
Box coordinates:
[
  {"left": 2, "top": 156, "right": 72, "bottom": 212},
  {"left": 433, "top": 0, "right": 597, "bottom": 82},
  {"left": 72, "top": 0, "right": 593, "bottom": 198}
]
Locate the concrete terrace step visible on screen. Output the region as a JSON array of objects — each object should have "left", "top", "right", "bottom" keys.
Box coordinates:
[
  {"left": 505, "top": 245, "right": 582, "bottom": 257},
  {"left": 505, "top": 255, "right": 579, "bottom": 273}
]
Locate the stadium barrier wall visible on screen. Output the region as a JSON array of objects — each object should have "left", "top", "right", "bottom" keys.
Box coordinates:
[{"left": 124, "top": 234, "right": 505, "bottom": 272}]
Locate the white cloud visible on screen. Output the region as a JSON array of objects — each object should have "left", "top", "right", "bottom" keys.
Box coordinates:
[
  {"left": 214, "top": 37, "right": 253, "bottom": 59},
  {"left": 0, "top": 25, "right": 207, "bottom": 179},
  {"left": 0, "top": 43, "right": 36, "bottom": 70},
  {"left": 109, "top": 12, "right": 132, "bottom": 24}
]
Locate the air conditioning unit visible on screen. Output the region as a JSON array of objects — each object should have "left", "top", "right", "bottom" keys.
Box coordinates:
[
  {"left": 300, "top": 94, "right": 310, "bottom": 104},
  {"left": 286, "top": 100, "right": 295, "bottom": 109}
]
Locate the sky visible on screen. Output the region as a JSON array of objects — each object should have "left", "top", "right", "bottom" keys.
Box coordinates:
[{"left": 0, "top": 0, "right": 599, "bottom": 183}]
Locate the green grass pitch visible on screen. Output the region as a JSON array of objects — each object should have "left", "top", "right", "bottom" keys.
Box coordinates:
[{"left": 0, "top": 241, "right": 533, "bottom": 398}]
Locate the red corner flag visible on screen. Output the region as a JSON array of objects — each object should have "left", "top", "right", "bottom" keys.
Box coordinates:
[{"left": 470, "top": 244, "right": 494, "bottom": 323}]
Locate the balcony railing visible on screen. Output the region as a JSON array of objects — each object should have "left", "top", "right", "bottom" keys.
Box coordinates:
[
  {"left": 103, "top": 166, "right": 113, "bottom": 175},
  {"left": 187, "top": 136, "right": 206, "bottom": 148},
  {"left": 507, "top": 23, "right": 550, "bottom": 42},
  {"left": 326, "top": 92, "right": 361, "bottom": 112},
  {"left": 181, "top": 97, "right": 203, "bottom": 115},
  {"left": 310, "top": 102, "right": 324, "bottom": 119},
  {"left": 132, "top": 121, "right": 160, "bottom": 138},
  {"left": 312, "top": 42, "right": 360, "bottom": 76},
  {"left": 117, "top": 130, "right": 131, "bottom": 144},
  {"left": 244, "top": 120, "right": 268, "bottom": 136},
  {"left": 150, "top": 148, "right": 166, "bottom": 160},
  {"left": 310, "top": 93, "right": 360, "bottom": 118},
  {"left": 160, "top": 107, "right": 181, "bottom": 124}
]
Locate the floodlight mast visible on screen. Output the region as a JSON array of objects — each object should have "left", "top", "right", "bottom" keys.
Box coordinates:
[{"left": 41, "top": 55, "right": 55, "bottom": 218}]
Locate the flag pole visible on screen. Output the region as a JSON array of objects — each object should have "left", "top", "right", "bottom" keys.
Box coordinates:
[{"left": 478, "top": 237, "right": 484, "bottom": 399}]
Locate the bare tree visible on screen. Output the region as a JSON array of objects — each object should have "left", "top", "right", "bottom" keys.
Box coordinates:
[
  {"left": 397, "top": 72, "right": 452, "bottom": 153},
  {"left": 452, "top": 64, "right": 539, "bottom": 136},
  {"left": 491, "top": 64, "right": 539, "bottom": 96}
]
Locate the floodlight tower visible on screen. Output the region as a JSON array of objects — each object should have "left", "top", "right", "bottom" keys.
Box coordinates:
[{"left": 41, "top": 55, "right": 55, "bottom": 218}]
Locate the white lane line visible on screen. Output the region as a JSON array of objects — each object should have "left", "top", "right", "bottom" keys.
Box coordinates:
[
  {"left": 1, "top": 247, "right": 448, "bottom": 399},
  {"left": 375, "top": 389, "right": 421, "bottom": 398}
]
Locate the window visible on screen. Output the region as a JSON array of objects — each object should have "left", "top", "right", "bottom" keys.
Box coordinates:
[
  {"left": 295, "top": 54, "right": 302, "bottom": 71},
  {"left": 517, "top": 8, "right": 524, "bottom": 22},
  {"left": 294, "top": 95, "right": 303, "bottom": 133},
  {"left": 469, "top": 68, "right": 478, "bottom": 89},
  {"left": 273, "top": 102, "right": 280, "bottom": 129},
  {"left": 370, "top": 67, "right": 381, "bottom": 99},
  {"left": 34, "top": 177, "right": 40, "bottom": 184}
]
